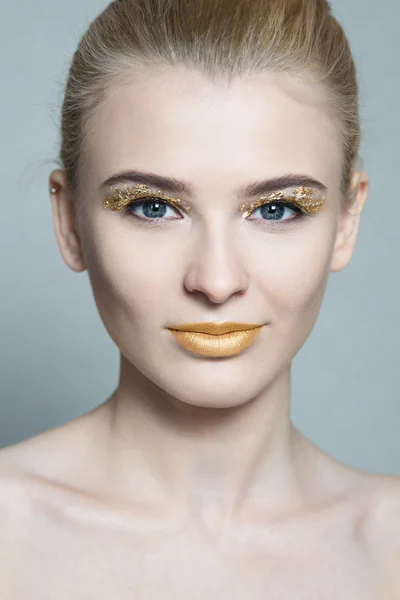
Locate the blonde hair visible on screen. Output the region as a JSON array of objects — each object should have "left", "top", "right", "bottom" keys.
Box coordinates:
[{"left": 60, "top": 0, "right": 360, "bottom": 205}]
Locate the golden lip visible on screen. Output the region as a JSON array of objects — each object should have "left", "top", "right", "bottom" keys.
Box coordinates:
[{"left": 167, "top": 322, "right": 263, "bottom": 335}]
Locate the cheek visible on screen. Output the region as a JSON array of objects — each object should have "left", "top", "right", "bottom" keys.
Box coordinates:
[
  {"left": 82, "top": 222, "right": 179, "bottom": 324},
  {"left": 256, "top": 230, "right": 335, "bottom": 327}
]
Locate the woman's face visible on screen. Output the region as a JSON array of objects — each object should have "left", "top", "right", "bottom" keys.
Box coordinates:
[{"left": 53, "top": 66, "right": 366, "bottom": 408}]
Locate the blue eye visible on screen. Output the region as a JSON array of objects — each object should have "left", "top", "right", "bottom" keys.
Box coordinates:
[
  {"left": 123, "top": 197, "right": 183, "bottom": 221},
  {"left": 249, "top": 201, "right": 304, "bottom": 223},
  {"left": 122, "top": 196, "right": 306, "bottom": 225}
]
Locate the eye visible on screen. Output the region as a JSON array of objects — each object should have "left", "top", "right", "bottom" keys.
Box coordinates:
[
  {"left": 123, "top": 197, "right": 305, "bottom": 224},
  {"left": 123, "top": 196, "right": 184, "bottom": 221},
  {"left": 104, "top": 184, "right": 323, "bottom": 225},
  {"left": 247, "top": 200, "right": 304, "bottom": 223}
]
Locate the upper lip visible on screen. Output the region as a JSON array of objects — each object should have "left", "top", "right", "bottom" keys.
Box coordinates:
[{"left": 167, "top": 322, "right": 264, "bottom": 335}]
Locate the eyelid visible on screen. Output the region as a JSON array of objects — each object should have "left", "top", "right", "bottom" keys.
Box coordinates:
[
  {"left": 102, "top": 184, "right": 325, "bottom": 216},
  {"left": 239, "top": 186, "right": 325, "bottom": 218},
  {"left": 102, "top": 184, "right": 192, "bottom": 212}
]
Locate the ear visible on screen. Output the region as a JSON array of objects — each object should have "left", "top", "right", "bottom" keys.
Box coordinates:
[
  {"left": 330, "top": 171, "right": 369, "bottom": 273},
  {"left": 49, "top": 170, "right": 87, "bottom": 273}
]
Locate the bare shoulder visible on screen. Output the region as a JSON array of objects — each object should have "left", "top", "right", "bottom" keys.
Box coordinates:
[
  {"left": 0, "top": 412, "right": 96, "bottom": 514},
  {"left": 0, "top": 448, "right": 41, "bottom": 581},
  {"left": 0, "top": 420, "right": 89, "bottom": 559},
  {"left": 359, "top": 473, "right": 400, "bottom": 594},
  {"left": 363, "top": 473, "right": 400, "bottom": 544},
  {"left": 0, "top": 404, "right": 111, "bottom": 527},
  {"left": 0, "top": 444, "right": 38, "bottom": 513},
  {"left": 0, "top": 403, "right": 107, "bottom": 491},
  {"left": 0, "top": 438, "right": 54, "bottom": 523}
]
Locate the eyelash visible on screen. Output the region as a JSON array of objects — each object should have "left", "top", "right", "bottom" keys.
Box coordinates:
[{"left": 121, "top": 196, "right": 307, "bottom": 226}]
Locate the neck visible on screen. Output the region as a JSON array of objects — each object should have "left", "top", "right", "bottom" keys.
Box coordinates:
[{"left": 95, "top": 355, "right": 309, "bottom": 534}]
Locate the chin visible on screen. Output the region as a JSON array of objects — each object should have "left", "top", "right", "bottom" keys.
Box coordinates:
[
  {"left": 156, "top": 373, "right": 269, "bottom": 412},
  {"left": 176, "top": 393, "right": 253, "bottom": 411}
]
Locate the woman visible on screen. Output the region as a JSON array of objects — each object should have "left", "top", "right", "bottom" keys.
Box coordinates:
[{"left": 0, "top": 0, "right": 399, "bottom": 596}]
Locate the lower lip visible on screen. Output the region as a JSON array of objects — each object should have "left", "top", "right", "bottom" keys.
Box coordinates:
[{"left": 168, "top": 327, "right": 263, "bottom": 358}]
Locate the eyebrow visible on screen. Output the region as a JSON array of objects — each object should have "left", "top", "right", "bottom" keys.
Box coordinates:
[{"left": 100, "top": 170, "right": 327, "bottom": 199}]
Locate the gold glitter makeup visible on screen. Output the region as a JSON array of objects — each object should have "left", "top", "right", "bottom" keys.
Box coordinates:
[
  {"left": 239, "top": 186, "right": 325, "bottom": 218},
  {"left": 102, "top": 183, "right": 325, "bottom": 220},
  {"left": 103, "top": 184, "right": 191, "bottom": 213}
]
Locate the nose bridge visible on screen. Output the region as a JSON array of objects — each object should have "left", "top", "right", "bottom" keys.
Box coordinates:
[{"left": 183, "top": 218, "right": 249, "bottom": 302}]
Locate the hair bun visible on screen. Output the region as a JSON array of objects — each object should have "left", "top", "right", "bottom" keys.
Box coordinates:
[{"left": 317, "top": 0, "right": 332, "bottom": 13}]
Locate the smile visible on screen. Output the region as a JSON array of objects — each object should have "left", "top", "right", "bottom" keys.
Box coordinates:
[{"left": 167, "top": 322, "right": 264, "bottom": 357}]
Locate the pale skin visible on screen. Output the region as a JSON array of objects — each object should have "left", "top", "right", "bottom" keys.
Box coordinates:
[{"left": 1, "top": 66, "right": 399, "bottom": 598}]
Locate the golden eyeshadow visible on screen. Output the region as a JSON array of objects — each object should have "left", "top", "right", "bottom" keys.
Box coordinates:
[
  {"left": 103, "top": 184, "right": 192, "bottom": 212},
  {"left": 102, "top": 183, "right": 325, "bottom": 216},
  {"left": 239, "top": 186, "right": 325, "bottom": 218}
]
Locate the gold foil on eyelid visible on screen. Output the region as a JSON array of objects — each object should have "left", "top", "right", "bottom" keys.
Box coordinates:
[
  {"left": 102, "top": 184, "right": 192, "bottom": 212},
  {"left": 103, "top": 183, "right": 325, "bottom": 217},
  {"left": 239, "top": 186, "right": 325, "bottom": 218}
]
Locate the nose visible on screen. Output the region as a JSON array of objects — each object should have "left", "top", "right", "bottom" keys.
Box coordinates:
[{"left": 183, "top": 224, "right": 249, "bottom": 304}]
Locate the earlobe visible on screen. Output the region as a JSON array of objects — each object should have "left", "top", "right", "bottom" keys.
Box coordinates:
[
  {"left": 329, "top": 213, "right": 359, "bottom": 273},
  {"left": 49, "top": 170, "right": 87, "bottom": 273},
  {"left": 330, "top": 171, "right": 369, "bottom": 273}
]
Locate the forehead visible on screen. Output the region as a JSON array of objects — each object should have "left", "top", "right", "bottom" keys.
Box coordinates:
[{"left": 84, "top": 67, "right": 342, "bottom": 193}]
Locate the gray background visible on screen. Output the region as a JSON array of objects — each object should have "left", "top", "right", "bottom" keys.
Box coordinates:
[{"left": 1, "top": 1, "right": 399, "bottom": 474}]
